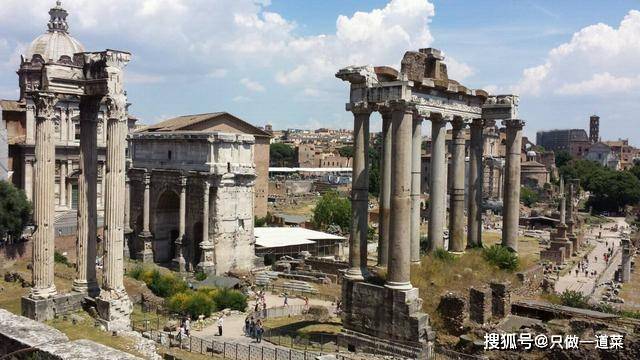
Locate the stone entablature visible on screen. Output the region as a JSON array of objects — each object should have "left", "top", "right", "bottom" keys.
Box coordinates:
[{"left": 128, "top": 131, "right": 257, "bottom": 275}]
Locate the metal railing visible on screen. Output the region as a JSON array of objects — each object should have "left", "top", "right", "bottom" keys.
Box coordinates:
[{"left": 257, "top": 284, "right": 338, "bottom": 303}]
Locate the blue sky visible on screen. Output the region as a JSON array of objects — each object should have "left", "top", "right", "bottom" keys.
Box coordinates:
[{"left": 1, "top": 0, "right": 639, "bottom": 143}]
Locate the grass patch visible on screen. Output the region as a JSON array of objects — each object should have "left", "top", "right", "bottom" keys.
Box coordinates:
[{"left": 54, "top": 251, "right": 71, "bottom": 267}]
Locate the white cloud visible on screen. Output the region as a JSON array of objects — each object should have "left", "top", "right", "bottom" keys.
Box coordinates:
[
  {"left": 127, "top": 71, "right": 165, "bottom": 84},
  {"left": 240, "top": 78, "right": 265, "bottom": 92},
  {"left": 513, "top": 10, "right": 640, "bottom": 96},
  {"left": 232, "top": 95, "right": 251, "bottom": 102}
]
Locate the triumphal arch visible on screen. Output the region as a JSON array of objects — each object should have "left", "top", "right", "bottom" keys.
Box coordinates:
[{"left": 336, "top": 48, "right": 522, "bottom": 358}]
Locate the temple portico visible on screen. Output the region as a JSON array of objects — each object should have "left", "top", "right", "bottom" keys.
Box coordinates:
[{"left": 336, "top": 48, "right": 524, "bottom": 358}]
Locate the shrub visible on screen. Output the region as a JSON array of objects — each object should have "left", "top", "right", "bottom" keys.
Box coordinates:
[
  {"left": 127, "top": 266, "right": 144, "bottom": 280},
  {"left": 212, "top": 288, "right": 247, "bottom": 311},
  {"left": 560, "top": 290, "right": 588, "bottom": 309},
  {"left": 54, "top": 251, "right": 71, "bottom": 267},
  {"left": 482, "top": 245, "right": 519, "bottom": 271},
  {"left": 433, "top": 248, "right": 455, "bottom": 262},
  {"left": 194, "top": 272, "right": 208, "bottom": 281},
  {"left": 167, "top": 291, "right": 216, "bottom": 319},
  {"left": 306, "top": 305, "right": 330, "bottom": 322},
  {"left": 147, "top": 270, "right": 188, "bottom": 298}
]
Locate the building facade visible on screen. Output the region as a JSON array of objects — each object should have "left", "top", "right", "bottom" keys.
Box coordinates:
[
  {"left": 536, "top": 129, "right": 590, "bottom": 158},
  {"left": 141, "top": 112, "right": 271, "bottom": 218},
  {"left": 129, "top": 132, "right": 257, "bottom": 274}
]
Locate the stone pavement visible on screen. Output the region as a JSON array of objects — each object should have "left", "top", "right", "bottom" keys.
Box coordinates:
[
  {"left": 192, "top": 292, "right": 333, "bottom": 348},
  {"left": 554, "top": 217, "right": 626, "bottom": 297}
]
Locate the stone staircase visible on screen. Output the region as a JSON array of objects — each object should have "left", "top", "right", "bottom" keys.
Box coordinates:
[
  {"left": 254, "top": 271, "right": 279, "bottom": 286},
  {"left": 281, "top": 280, "right": 318, "bottom": 294}
]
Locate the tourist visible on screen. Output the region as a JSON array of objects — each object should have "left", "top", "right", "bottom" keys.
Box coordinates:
[
  {"left": 178, "top": 325, "right": 186, "bottom": 347},
  {"left": 250, "top": 317, "right": 256, "bottom": 338},
  {"left": 575, "top": 269, "right": 579, "bottom": 277},
  {"left": 244, "top": 316, "right": 250, "bottom": 336},
  {"left": 256, "top": 319, "right": 264, "bottom": 343},
  {"left": 304, "top": 296, "right": 309, "bottom": 309},
  {"left": 217, "top": 316, "right": 224, "bottom": 336},
  {"left": 254, "top": 301, "right": 260, "bottom": 312},
  {"left": 262, "top": 301, "right": 267, "bottom": 311},
  {"left": 184, "top": 316, "right": 191, "bottom": 336},
  {"left": 284, "top": 293, "right": 289, "bottom": 306}
]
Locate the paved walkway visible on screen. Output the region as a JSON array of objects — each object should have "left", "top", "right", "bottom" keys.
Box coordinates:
[
  {"left": 555, "top": 217, "right": 626, "bottom": 296},
  {"left": 192, "top": 292, "right": 333, "bottom": 347}
]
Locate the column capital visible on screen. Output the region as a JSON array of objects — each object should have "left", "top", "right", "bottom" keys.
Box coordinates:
[
  {"left": 105, "top": 94, "right": 127, "bottom": 121},
  {"left": 503, "top": 119, "right": 525, "bottom": 129},
  {"left": 203, "top": 178, "right": 210, "bottom": 189},
  {"left": 179, "top": 174, "right": 187, "bottom": 188},
  {"left": 346, "top": 101, "right": 373, "bottom": 115},
  {"left": 450, "top": 116, "right": 468, "bottom": 130},
  {"left": 31, "top": 91, "right": 58, "bottom": 119},
  {"left": 387, "top": 100, "right": 415, "bottom": 114},
  {"left": 143, "top": 172, "right": 151, "bottom": 186},
  {"left": 471, "top": 118, "right": 485, "bottom": 128}
]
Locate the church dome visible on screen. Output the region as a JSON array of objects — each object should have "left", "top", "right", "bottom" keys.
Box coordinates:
[{"left": 24, "top": 1, "right": 84, "bottom": 63}]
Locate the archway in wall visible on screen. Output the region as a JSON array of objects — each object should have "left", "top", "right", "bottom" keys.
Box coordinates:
[
  {"left": 154, "top": 190, "right": 180, "bottom": 264},
  {"left": 192, "top": 222, "right": 203, "bottom": 270}
]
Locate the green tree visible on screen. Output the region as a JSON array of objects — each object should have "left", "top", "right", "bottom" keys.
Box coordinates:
[
  {"left": 269, "top": 143, "right": 295, "bottom": 167},
  {"left": 0, "top": 181, "right": 31, "bottom": 240},
  {"left": 313, "top": 190, "right": 351, "bottom": 231},
  {"left": 337, "top": 146, "right": 354, "bottom": 159},
  {"left": 520, "top": 186, "right": 539, "bottom": 207},
  {"left": 555, "top": 150, "right": 573, "bottom": 168}
]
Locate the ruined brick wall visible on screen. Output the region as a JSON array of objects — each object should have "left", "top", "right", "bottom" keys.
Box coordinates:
[
  {"left": 469, "top": 287, "right": 492, "bottom": 325},
  {"left": 436, "top": 292, "right": 467, "bottom": 335},
  {"left": 490, "top": 282, "right": 511, "bottom": 320},
  {"left": 304, "top": 257, "right": 349, "bottom": 276},
  {"left": 515, "top": 265, "right": 545, "bottom": 296}
]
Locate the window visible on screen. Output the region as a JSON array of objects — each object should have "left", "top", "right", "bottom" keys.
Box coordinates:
[
  {"left": 74, "top": 123, "right": 81, "bottom": 141},
  {"left": 168, "top": 150, "right": 172, "bottom": 160}
]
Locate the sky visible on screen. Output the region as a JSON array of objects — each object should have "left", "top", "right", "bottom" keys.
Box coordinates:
[{"left": 1, "top": 0, "right": 639, "bottom": 143}]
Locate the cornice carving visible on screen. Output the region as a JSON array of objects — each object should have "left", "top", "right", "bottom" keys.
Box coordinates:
[
  {"left": 32, "top": 91, "right": 57, "bottom": 120},
  {"left": 105, "top": 94, "right": 127, "bottom": 121}
]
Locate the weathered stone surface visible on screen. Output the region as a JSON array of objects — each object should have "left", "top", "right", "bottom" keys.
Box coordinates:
[
  {"left": 21, "top": 292, "right": 84, "bottom": 322},
  {"left": 437, "top": 292, "right": 467, "bottom": 335},
  {"left": 490, "top": 282, "right": 511, "bottom": 320},
  {"left": 469, "top": 287, "right": 492, "bottom": 325}
]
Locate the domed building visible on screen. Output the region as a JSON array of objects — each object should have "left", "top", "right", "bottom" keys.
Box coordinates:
[{"left": 2, "top": 1, "right": 136, "bottom": 212}]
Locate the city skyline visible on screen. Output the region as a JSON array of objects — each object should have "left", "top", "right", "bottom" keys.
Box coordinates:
[{"left": 1, "top": 0, "right": 639, "bottom": 144}]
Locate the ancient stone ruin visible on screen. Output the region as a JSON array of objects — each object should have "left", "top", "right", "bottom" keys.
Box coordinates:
[
  {"left": 20, "top": 48, "right": 133, "bottom": 331},
  {"left": 335, "top": 48, "right": 524, "bottom": 358}
]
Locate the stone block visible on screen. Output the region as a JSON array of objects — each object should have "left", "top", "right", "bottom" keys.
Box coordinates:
[
  {"left": 21, "top": 296, "right": 55, "bottom": 322},
  {"left": 96, "top": 296, "right": 133, "bottom": 332},
  {"left": 436, "top": 292, "right": 467, "bottom": 335},
  {"left": 490, "top": 282, "right": 511, "bottom": 319},
  {"left": 541, "top": 248, "right": 565, "bottom": 265},
  {"left": 550, "top": 240, "right": 572, "bottom": 259},
  {"left": 469, "top": 287, "right": 492, "bottom": 325}
]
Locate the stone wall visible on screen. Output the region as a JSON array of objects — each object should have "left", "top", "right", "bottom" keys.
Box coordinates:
[
  {"left": 490, "top": 282, "right": 510, "bottom": 320},
  {"left": 436, "top": 292, "right": 467, "bottom": 335},
  {"left": 0, "top": 309, "right": 140, "bottom": 359},
  {"left": 468, "top": 287, "right": 492, "bottom": 325},
  {"left": 340, "top": 280, "right": 433, "bottom": 359},
  {"left": 304, "top": 257, "right": 349, "bottom": 277},
  {"left": 540, "top": 248, "right": 565, "bottom": 265},
  {"left": 515, "top": 264, "right": 545, "bottom": 296}
]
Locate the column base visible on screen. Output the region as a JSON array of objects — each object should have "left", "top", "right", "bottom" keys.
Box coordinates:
[
  {"left": 344, "top": 267, "right": 365, "bottom": 281},
  {"left": 72, "top": 279, "right": 100, "bottom": 298},
  {"left": 384, "top": 281, "right": 413, "bottom": 290},
  {"left": 137, "top": 232, "right": 154, "bottom": 263},
  {"left": 30, "top": 285, "right": 57, "bottom": 300},
  {"left": 21, "top": 292, "right": 85, "bottom": 321},
  {"left": 96, "top": 291, "right": 133, "bottom": 332},
  {"left": 172, "top": 256, "right": 187, "bottom": 273},
  {"left": 197, "top": 262, "right": 216, "bottom": 275}
]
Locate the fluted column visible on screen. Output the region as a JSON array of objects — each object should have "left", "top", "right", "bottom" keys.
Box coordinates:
[
  {"left": 123, "top": 172, "right": 132, "bottom": 258},
  {"left": 30, "top": 91, "right": 57, "bottom": 300},
  {"left": 101, "top": 94, "right": 128, "bottom": 293},
  {"left": 100, "top": 162, "right": 106, "bottom": 210},
  {"left": 428, "top": 115, "right": 447, "bottom": 252},
  {"left": 59, "top": 161, "right": 66, "bottom": 208},
  {"left": 173, "top": 175, "right": 187, "bottom": 272},
  {"left": 410, "top": 115, "right": 423, "bottom": 262},
  {"left": 621, "top": 238, "right": 631, "bottom": 283},
  {"left": 73, "top": 95, "right": 101, "bottom": 297},
  {"left": 198, "top": 178, "right": 215, "bottom": 274},
  {"left": 467, "top": 118, "right": 484, "bottom": 248},
  {"left": 501, "top": 119, "right": 524, "bottom": 252},
  {"left": 566, "top": 179, "right": 576, "bottom": 236},
  {"left": 386, "top": 102, "right": 413, "bottom": 290},
  {"left": 377, "top": 108, "right": 392, "bottom": 267},
  {"left": 449, "top": 117, "right": 466, "bottom": 253},
  {"left": 66, "top": 160, "right": 72, "bottom": 208},
  {"left": 346, "top": 102, "right": 371, "bottom": 281}
]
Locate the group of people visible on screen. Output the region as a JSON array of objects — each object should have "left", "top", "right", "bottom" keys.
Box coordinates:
[
  {"left": 575, "top": 258, "right": 598, "bottom": 278},
  {"left": 253, "top": 290, "right": 268, "bottom": 313},
  {"left": 177, "top": 316, "right": 191, "bottom": 341},
  {"left": 244, "top": 316, "right": 264, "bottom": 343}
]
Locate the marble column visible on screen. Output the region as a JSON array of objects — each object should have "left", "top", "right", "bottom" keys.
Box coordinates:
[
  {"left": 173, "top": 175, "right": 187, "bottom": 272},
  {"left": 386, "top": 102, "right": 413, "bottom": 290},
  {"left": 97, "top": 93, "right": 132, "bottom": 331},
  {"left": 30, "top": 91, "right": 58, "bottom": 300},
  {"left": 73, "top": 95, "right": 101, "bottom": 297},
  {"left": 59, "top": 161, "right": 66, "bottom": 208},
  {"left": 467, "top": 118, "right": 484, "bottom": 248},
  {"left": 66, "top": 160, "right": 72, "bottom": 208},
  {"left": 123, "top": 173, "right": 132, "bottom": 259},
  {"left": 101, "top": 94, "right": 128, "bottom": 293},
  {"left": 346, "top": 102, "right": 371, "bottom": 281},
  {"left": 501, "top": 119, "right": 524, "bottom": 252},
  {"left": 24, "top": 159, "right": 33, "bottom": 201},
  {"left": 137, "top": 172, "right": 154, "bottom": 263},
  {"left": 377, "top": 108, "right": 392, "bottom": 267},
  {"left": 410, "top": 115, "right": 422, "bottom": 262},
  {"left": 428, "top": 115, "right": 447, "bottom": 252},
  {"left": 100, "top": 162, "right": 106, "bottom": 210},
  {"left": 449, "top": 117, "right": 466, "bottom": 253},
  {"left": 198, "top": 179, "right": 215, "bottom": 274}
]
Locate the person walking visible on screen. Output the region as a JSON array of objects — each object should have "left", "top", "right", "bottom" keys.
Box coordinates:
[
  {"left": 184, "top": 316, "right": 191, "bottom": 336},
  {"left": 217, "top": 316, "right": 224, "bottom": 336},
  {"left": 244, "top": 316, "right": 250, "bottom": 336},
  {"left": 284, "top": 293, "right": 289, "bottom": 306},
  {"left": 250, "top": 317, "right": 256, "bottom": 338}
]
